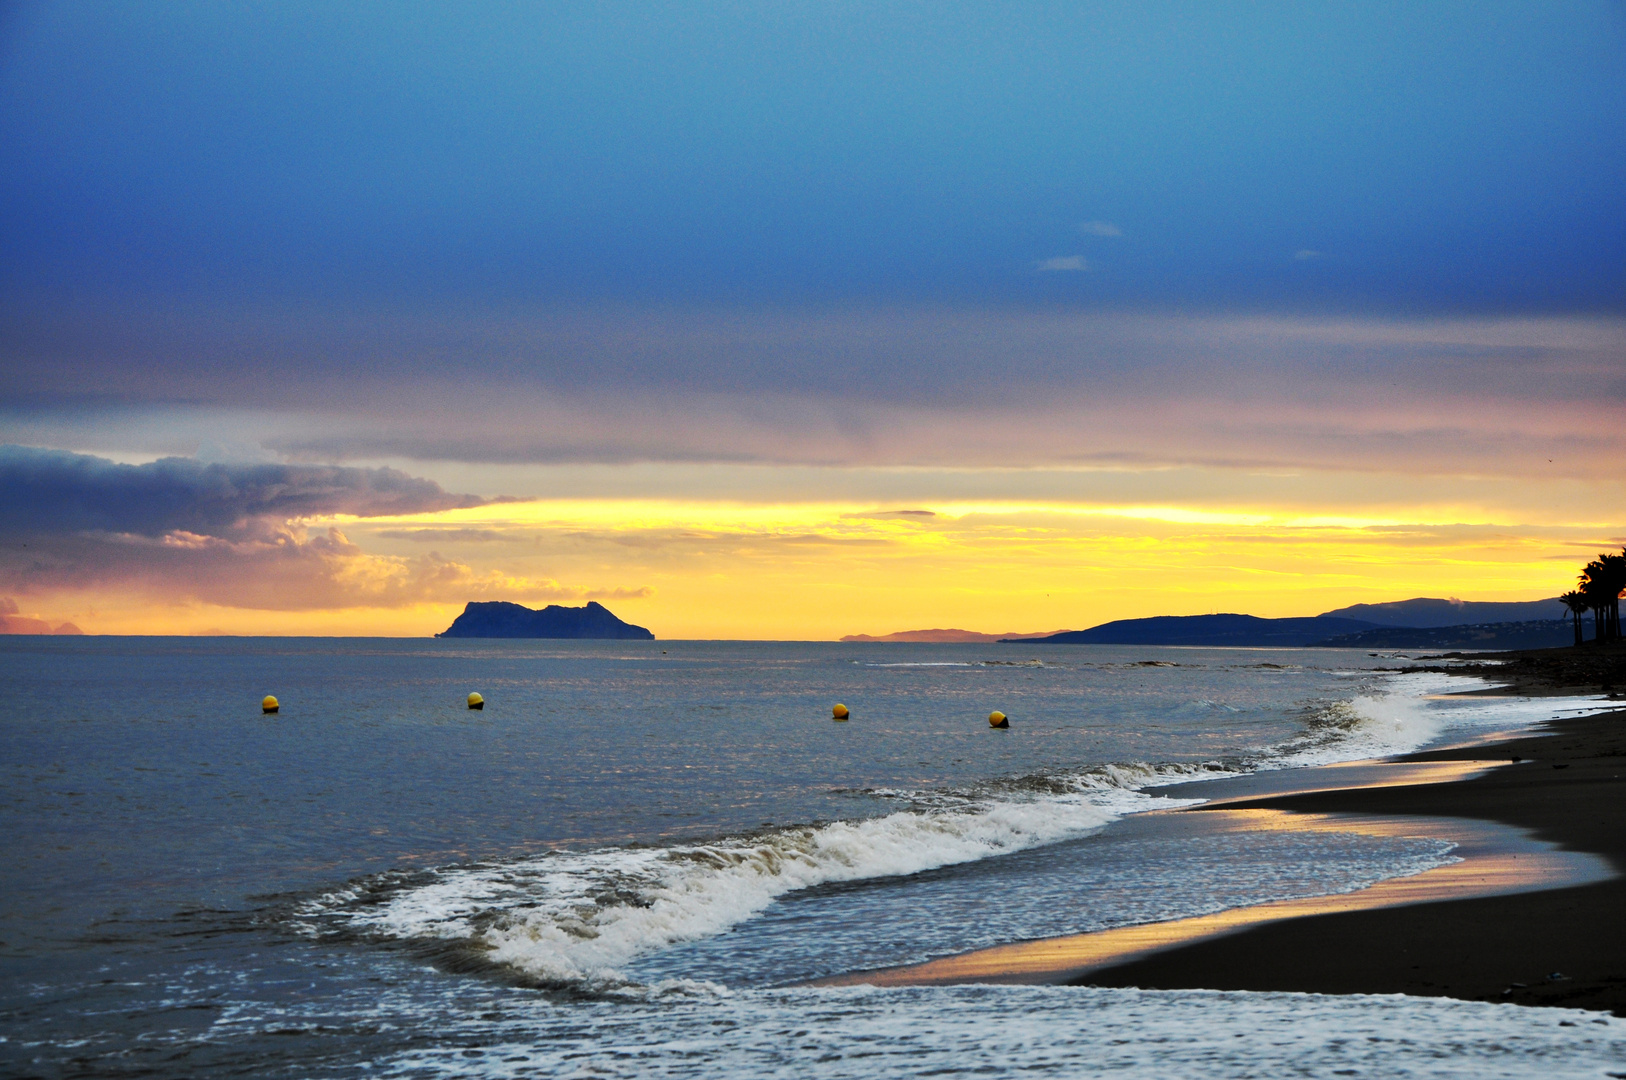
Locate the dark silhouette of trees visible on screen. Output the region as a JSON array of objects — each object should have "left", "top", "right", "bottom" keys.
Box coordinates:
[
  {"left": 1576, "top": 548, "right": 1625, "bottom": 644},
  {"left": 1560, "top": 590, "right": 1589, "bottom": 646},
  {"left": 1605, "top": 550, "right": 1626, "bottom": 640},
  {"left": 1581, "top": 562, "right": 1607, "bottom": 641}
]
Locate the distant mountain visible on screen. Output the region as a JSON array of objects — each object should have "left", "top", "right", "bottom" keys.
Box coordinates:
[
  {"left": 1311, "top": 619, "right": 1576, "bottom": 651},
  {"left": 436, "top": 601, "right": 654, "bottom": 640},
  {"left": 842, "top": 628, "right": 1070, "bottom": 643},
  {"left": 1319, "top": 597, "right": 1564, "bottom": 628},
  {"left": 0, "top": 614, "right": 83, "bottom": 634},
  {"left": 1012, "top": 614, "right": 1380, "bottom": 647}
]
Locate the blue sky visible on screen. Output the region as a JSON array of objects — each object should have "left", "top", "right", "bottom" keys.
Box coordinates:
[
  {"left": 3, "top": 1, "right": 1623, "bottom": 311},
  {"left": 0, "top": 2, "right": 1622, "bottom": 634}
]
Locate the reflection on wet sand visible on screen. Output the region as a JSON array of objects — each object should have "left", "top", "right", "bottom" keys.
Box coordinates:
[
  {"left": 1154, "top": 758, "right": 1500, "bottom": 803},
  {"left": 810, "top": 785, "right": 1615, "bottom": 988}
]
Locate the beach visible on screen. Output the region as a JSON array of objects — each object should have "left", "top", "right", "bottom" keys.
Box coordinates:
[
  {"left": 1081, "top": 704, "right": 1626, "bottom": 1013},
  {"left": 817, "top": 643, "right": 1626, "bottom": 1016}
]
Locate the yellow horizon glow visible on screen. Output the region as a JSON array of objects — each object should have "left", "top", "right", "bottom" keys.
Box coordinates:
[
  {"left": 15, "top": 489, "right": 1612, "bottom": 638},
  {"left": 335, "top": 496, "right": 1626, "bottom": 533}
]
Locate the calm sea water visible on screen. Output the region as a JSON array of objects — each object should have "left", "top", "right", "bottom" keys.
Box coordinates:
[{"left": 1, "top": 637, "right": 1619, "bottom": 1077}]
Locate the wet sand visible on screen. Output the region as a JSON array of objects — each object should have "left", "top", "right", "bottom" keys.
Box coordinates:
[
  {"left": 810, "top": 791, "right": 1611, "bottom": 988},
  {"left": 817, "top": 644, "right": 1626, "bottom": 1013},
  {"left": 1075, "top": 707, "right": 1626, "bottom": 1013}
]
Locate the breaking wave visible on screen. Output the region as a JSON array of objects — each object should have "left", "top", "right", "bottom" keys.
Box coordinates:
[
  {"left": 294, "top": 670, "right": 1560, "bottom": 991},
  {"left": 297, "top": 775, "right": 1203, "bottom": 989}
]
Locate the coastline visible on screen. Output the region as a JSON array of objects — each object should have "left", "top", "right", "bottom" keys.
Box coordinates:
[
  {"left": 1076, "top": 705, "right": 1626, "bottom": 1013},
  {"left": 1410, "top": 640, "right": 1626, "bottom": 698},
  {"left": 818, "top": 644, "right": 1626, "bottom": 1014}
]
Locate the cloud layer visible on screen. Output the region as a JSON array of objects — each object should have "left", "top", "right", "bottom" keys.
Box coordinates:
[
  {"left": 0, "top": 447, "right": 596, "bottom": 611},
  {"left": 0, "top": 446, "right": 485, "bottom": 538},
  {"left": 5, "top": 305, "right": 1620, "bottom": 480}
]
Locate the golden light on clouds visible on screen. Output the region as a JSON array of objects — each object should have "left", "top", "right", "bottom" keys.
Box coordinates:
[
  {"left": 286, "top": 486, "right": 1604, "bottom": 640},
  {"left": 10, "top": 459, "right": 1617, "bottom": 638}
]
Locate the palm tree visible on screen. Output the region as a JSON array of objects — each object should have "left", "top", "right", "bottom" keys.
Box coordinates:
[
  {"left": 1600, "top": 550, "right": 1626, "bottom": 640},
  {"left": 1559, "top": 590, "right": 1589, "bottom": 646},
  {"left": 1579, "top": 553, "right": 1626, "bottom": 642}
]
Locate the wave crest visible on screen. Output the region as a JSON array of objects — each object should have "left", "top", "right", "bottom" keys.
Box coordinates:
[{"left": 298, "top": 781, "right": 1197, "bottom": 986}]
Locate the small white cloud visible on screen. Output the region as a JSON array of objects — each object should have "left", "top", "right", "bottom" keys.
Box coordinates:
[
  {"left": 1293, "top": 249, "right": 1323, "bottom": 261},
  {"left": 1079, "top": 221, "right": 1123, "bottom": 237},
  {"left": 1036, "top": 255, "right": 1088, "bottom": 272}
]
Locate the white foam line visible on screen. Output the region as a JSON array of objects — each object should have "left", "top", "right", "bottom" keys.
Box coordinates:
[
  {"left": 309, "top": 784, "right": 1199, "bottom": 986},
  {"left": 304, "top": 670, "right": 1607, "bottom": 989},
  {"left": 1246, "top": 669, "right": 1609, "bottom": 771},
  {"left": 371, "top": 985, "right": 1626, "bottom": 1079}
]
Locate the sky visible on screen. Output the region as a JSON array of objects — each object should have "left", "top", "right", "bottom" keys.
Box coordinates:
[{"left": 1, "top": 1, "right": 1623, "bottom": 637}]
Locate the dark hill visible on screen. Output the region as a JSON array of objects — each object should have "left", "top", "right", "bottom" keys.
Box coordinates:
[
  {"left": 436, "top": 601, "right": 654, "bottom": 640},
  {"left": 1011, "top": 614, "right": 1379, "bottom": 647},
  {"left": 1318, "top": 596, "right": 1563, "bottom": 628},
  {"left": 1311, "top": 619, "right": 1575, "bottom": 651}
]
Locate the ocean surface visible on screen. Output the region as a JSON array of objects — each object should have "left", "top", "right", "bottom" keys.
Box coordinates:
[{"left": 1, "top": 637, "right": 1619, "bottom": 1078}]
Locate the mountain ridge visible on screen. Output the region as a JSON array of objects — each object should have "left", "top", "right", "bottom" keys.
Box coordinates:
[
  {"left": 841, "top": 628, "right": 1068, "bottom": 643},
  {"left": 1318, "top": 596, "right": 1564, "bottom": 628},
  {"left": 843, "top": 597, "right": 1568, "bottom": 648},
  {"left": 1008, "top": 614, "right": 1380, "bottom": 647},
  {"left": 1312, "top": 619, "right": 1575, "bottom": 650}
]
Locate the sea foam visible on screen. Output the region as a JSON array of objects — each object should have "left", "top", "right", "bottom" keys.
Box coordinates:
[
  {"left": 299, "top": 670, "right": 1593, "bottom": 989},
  {"left": 305, "top": 780, "right": 1200, "bottom": 986},
  {"left": 367, "top": 985, "right": 1626, "bottom": 1079},
  {"left": 1273, "top": 671, "right": 1606, "bottom": 768}
]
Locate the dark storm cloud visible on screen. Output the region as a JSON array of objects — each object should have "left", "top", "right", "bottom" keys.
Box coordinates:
[
  {"left": 0, "top": 445, "right": 487, "bottom": 539},
  {"left": 0, "top": 447, "right": 583, "bottom": 610},
  {"left": 0, "top": 525, "right": 553, "bottom": 610}
]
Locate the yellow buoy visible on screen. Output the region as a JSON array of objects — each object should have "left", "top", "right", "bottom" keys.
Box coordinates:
[
  {"left": 467, "top": 692, "right": 484, "bottom": 710},
  {"left": 832, "top": 703, "right": 850, "bottom": 721},
  {"left": 262, "top": 695, "right": 279, "bottom": 714},
  {"left": 988, "top": 710, "right": 1009, "bottom": 728}
]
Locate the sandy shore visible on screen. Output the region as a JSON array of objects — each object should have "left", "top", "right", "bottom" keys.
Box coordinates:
[
  {"left": 809, "top": 778, "right": 1611, "bottom": 989},
  {"left": 818, "top": 643, "right": 1626, "bottom": 1014},
  {"left": 1088, "top": 645, "right": 1626, "bottom": 1013},
  {"left": 1076, "top": 706, "right": 1626, "bottom": 1013}
]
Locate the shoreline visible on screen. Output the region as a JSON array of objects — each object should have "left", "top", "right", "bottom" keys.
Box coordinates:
[
  {"left": 809, "top": 782, "right": 1612, "bottom": 989},
  {"left": 1407, "top": 639, "right": 1626, "bottom": 698},
  {"left": 816, "top": 645, "right": 1626, "bottom": 1014},
  {"left": 1075, "top": 706, "right": 1626, "bottom": 1013}
]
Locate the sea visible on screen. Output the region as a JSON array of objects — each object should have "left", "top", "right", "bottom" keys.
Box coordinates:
[{"left": 1, "top": 637, "right": 1621, "bottom": 1078}]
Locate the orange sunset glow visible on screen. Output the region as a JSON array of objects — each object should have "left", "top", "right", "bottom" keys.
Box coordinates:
[{"left": 12, "top": 463, "right": 1617, "bottom": 639}]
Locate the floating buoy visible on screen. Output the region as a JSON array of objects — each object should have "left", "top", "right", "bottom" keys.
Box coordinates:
[
  {"left": 467, "top": 692, "right": 484, "bottom": 710},
  {"left": 988, "top": 711, "right": 1009, "bottom": 728},
  {"left": 832, "top": 703, "right": 850, "bottom": 721},
  {"left": 262, "top": 695, "right": 279, "bottom": 714}
]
